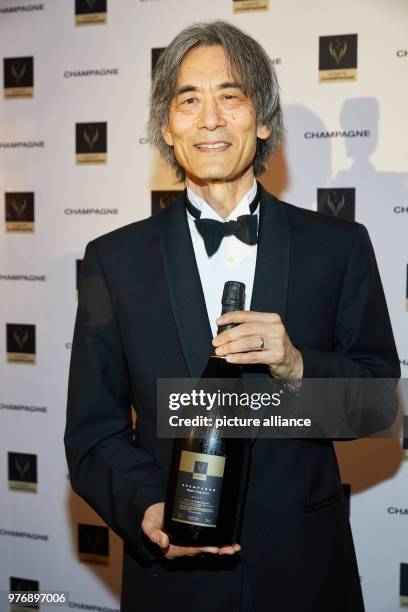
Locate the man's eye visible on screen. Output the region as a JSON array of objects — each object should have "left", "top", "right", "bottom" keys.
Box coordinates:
[
  {"left": 224, "top": 95, "right": 237, "bottom": 100},
  {"left": 182, "top": 98, "right": 196, "bottom": 105}
]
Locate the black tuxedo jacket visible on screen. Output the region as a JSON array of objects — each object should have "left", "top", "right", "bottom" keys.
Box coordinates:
[{"left": 64, "top": 184, "right": 400, "bottom": 612}]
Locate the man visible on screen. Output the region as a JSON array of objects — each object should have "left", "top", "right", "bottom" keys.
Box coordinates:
[{"left": 64, "top": 21, "right": 400, "bottom": 612}]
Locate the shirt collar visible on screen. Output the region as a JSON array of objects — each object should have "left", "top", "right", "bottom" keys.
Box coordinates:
[{"left": 186, "top": 179, "right": 258, "bottom": 222}]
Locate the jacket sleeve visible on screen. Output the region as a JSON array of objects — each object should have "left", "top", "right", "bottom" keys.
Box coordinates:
[
  {"left": 297, "top": 223, "right": 400, "bottom": 436},
  {"left": 64, "top": 239, "right": 166, "bottom": 563},
  {"left": 299, "top": 223, "right": 400, "bottom": 380}
]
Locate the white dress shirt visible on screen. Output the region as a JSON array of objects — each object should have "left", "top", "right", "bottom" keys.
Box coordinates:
[{"left": 186, "top": 179, "right": 259, "bottom": 338}]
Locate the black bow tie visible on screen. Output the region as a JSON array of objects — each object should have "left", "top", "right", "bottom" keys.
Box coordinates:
[{"left": 185, "top": 187, "right": 260, "bottom": 257}]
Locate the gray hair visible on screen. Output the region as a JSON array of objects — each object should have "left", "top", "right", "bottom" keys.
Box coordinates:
[{"left": 148, "top": 20, "right": 284, "bottom": 181}]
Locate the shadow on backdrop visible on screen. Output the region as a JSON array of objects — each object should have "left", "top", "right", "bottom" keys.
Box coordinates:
[
  {"left": 261, "top": 103, "right": 331, "bottom": 208},
  {"left": 261, "top": 101, "right": 405, "bottom": 496},
  {"left": 332, "top": 96, "right": 408, "bottom": 219}
]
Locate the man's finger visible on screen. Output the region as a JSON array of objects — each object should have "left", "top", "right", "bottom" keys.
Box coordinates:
[
  {"left": 219, "top": 543, "right": 241, "bottom": 555},
  {"left": 215, "top": 336, "right": 267, "bottom": 356},
  {"left": 216, "top": 310, "right": 281, "bottom": 326},
  {"left": 225, "top": 350, "right": 265, "bottom": 364},
  {"left": 165, "top": 545, "right": 220, "bottom": 559},
  {"left": 213, "top": 320, "right": 284, "bottom": 348},
  {"left": 213, "top": 321, "right": 264, "bottom": 346},
  {"left": 148, "top": 528, "right": 169, "bottom": 549}
]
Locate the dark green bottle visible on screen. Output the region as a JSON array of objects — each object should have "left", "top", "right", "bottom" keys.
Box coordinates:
[{"left": 164, "top": 281, "right": 251, "bottom": 546}]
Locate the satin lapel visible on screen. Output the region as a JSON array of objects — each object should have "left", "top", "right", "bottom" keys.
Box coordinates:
[
  {"left": 161, "top": 191, "right": 213, "bottom": 380},
  {"left": 250, "top": 183, "right": 290, "bottom": 317},
  {"left": 246, "top": 184, "right": 291, "bottom": 445}
]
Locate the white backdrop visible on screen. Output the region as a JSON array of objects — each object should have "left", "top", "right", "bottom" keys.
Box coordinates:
[{"left": 0, "top": 0, "right": 407, "bottom": 611}]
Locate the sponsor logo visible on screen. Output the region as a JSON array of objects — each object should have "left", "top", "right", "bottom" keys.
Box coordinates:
[
  {"left": 193, "top": 460, "right": 208, "bottom": 481},
  {"left": 68, "top": 603, "right": 118, "bottom": 612},
  {"left": 233, "top": 0, "right": 269, "bottom": 12},
  {"left": 0, "top": 4, "right": 43, "bottom": 14},
  {"left": 317, "top": 188, "right": 355, "bottom": 221},
  {"left": 394, "top": 206, "right": 408, "bottom": 213},
  {"left": 0, "top": 274, "right": 45, "bottom": 281},
  {"left": 0, "top": 141, "right": 44, "bottom": 149},
  {"left": 78, "top": 524, "right": 109, "bottom": 564},
  {"left": 75, "top": 0, "right": 106, "bottom": 25},
  {"left": 304, "top": 130, "right": 369, "bottom": 139},
  {"left": 401, "top": 563, "right": 408, "bottom": 608},
  {"left": 64, "top": 68, "right": 119, "bottom": 78},
  {"left": 64, "top": 208, "right": 118, "bottom": 215},
  {"left": 10, "top": 577, "right": 39, "bottom": 612},
  {"left": 76, "top": 122, "right": 107, "bottom": 164},
  {"left": 388, "top": 507, "right": 408, "bottom": 516},
  {"left": 3, "top": 56, "right": 34, "bottom": 98},
  {"left": 397, "top": 50, "right": 408, "bottom": 58},
  {"left": 319, "top": 34, "right": 358, "bottom": 82},
  {"left": 5, "top": 192, "right": 34, "bottom": 232},
  {"left": 151, "top": 190, "right": 182, "bottom": 214},
  {"left": 0, "top": 529, "right": 47, "bottom": 541},
  {"left": 6, "top": 324, "right": 36, "bottom": 364},
  {"left": 8, "top": 451, "right": 37, "bottom": 492},
  {"left": 0, "top": 403, "right": 46, "bottom": 413}
]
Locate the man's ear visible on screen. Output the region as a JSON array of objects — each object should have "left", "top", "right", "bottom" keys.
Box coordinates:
[
  {"left": 161, "top": 125, "right": 174, "bottom": 147},
  {"left": 257, "top": 124, "right": 272, "bottom": 140}
]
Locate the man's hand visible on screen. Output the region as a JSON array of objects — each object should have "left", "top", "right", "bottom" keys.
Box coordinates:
[
  {"left": 142, "top": 502, "right": 241, "bottom": 560},
  {"left": 213, "top": 311, "right": 303, "bottom": 380}
]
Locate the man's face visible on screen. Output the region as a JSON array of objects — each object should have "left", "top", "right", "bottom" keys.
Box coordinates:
[{"left": 162, "top": 45, "right": 271, "bottom": 183}]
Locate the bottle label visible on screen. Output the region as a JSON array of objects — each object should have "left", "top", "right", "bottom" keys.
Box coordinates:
[{"left": 172, "top": 450, "right": 226, "bottom": 528}]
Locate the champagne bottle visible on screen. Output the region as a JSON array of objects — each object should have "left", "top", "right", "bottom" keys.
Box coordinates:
[{"left": 163, "top": 281, "right": 251, "bottom": 547}]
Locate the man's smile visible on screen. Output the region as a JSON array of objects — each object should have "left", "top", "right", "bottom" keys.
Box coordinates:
[{"left": 194, "top": 141, "right": 232, "bottom": 152}]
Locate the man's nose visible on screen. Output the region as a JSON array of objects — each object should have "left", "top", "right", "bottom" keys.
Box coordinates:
[{"left": 197, "top": 96, "right": 226, "bottom": 130}]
